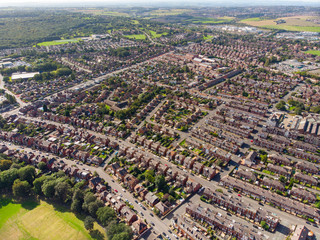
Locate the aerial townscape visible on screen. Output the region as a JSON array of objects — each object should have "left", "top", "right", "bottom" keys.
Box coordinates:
[{"left": 0, "top": 2, "right": 320, "bottom": 240}]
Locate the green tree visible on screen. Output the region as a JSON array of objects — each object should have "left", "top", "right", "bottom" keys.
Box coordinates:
[
  {"left": 37, "top": 161, "right": 47, "bottom": 171},
  {"left": 96, "top": 206, "right": 116, "bottom": 226},
  {"left": 0, "top": 168, "right": 19, "bottom": 189},
  {"left": 242, "top": 91, "right": 249, "bottom": 97},
  {"left": 43, "top": 104, "right": 48, "bottom": 112},
  {"left": 88, "top": 200, "right": 104, "bottom": 218},
  {"left": 5, "top": 93, "right": 16, "bottom": 104},
  {"left": 279, "top": 175, "right": 286, "bottom": 183},
  {"left": 112, "top": 232, "right": 131, "bottom": 240},
  {"left": 42, "top": 180, "right": 56, "bottom": 198},
  {"left": 82, "top": 192, "right": 96, "bottom": 212},
  {"left": 12, "top": 179, "right": 31, "bottom": 198},
  {"left": 33, "top": 176, "right": 49, "bottom": 195},
  {"left": 260, "top": 155, "right": 267, "bottom": 163},
  {"left": 106, "top": 221, "right": 133, "bottom": 240},
  {"left": 18, "top": 165, "right": 36, "bottom": 184},
  {"left": 55, "top": 181, "right": 72, "bottom": 203},
  {"left": 84, "top": 216, "right": 94, "bottom": 231},
  {"left": 261, "top": 221, "right": 270, "bottom": 230},
  {"left": 155, "top": 175, "right": 167, "bottom": 192},
  {"left": 275, "top": 101, "right": 286, "bottom": 111},
  {"left": 71, "top": 199, "right": 83, "bottom": 213},
  {"left": 0, "top": 159, "right": 12, "bottom": 171}
]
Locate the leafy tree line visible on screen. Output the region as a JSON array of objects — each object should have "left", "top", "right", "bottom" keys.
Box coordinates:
[{"left": 0, "top": 156, "right": 132, "bottom": 240}]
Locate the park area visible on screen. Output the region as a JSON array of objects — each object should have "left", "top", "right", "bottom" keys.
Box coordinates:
[
  {"left": 305, "top": 50, "right": 320, "bottom": 56},
  {"left": 123, "top": 34, "right": 146, "bottom": 40},
  {"left": 35, "top": 38, "right": 81, "bottom": 47},
  {"left": 240, "top": 15, "right": 320, "bottom": 32},
  {"left": 0, "top": 196, "right": 106, "bottom": 240}
]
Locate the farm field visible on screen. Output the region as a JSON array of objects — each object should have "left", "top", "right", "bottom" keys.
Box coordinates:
[
  {"left": 35, "top": 38, "right": 81, "bottom": 47},
  {"left": 124, "top": 34, "right": 146, "bottom": 40},
  {"left": 191, "top": 17, "right": 233, "bottom": 24},
  {"left": 72, "top": 9, "right": 130, "bottom": 17},
  {"left": 0, "top": 197, "right": 106, "bottom": 240},
  {"left": 240, "top": 15, "right": 320, "bottom": 32},
  {"left": 148, "top": 9, "right": 191, "bottom": 16}
]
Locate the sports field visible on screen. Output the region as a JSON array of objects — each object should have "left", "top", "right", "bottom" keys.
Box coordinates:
[
  {"left": 0, "top": 197, "right": 106, "bottom": 240},
  {"left": 35, "top": 38, "right": 81, "bottom": 46},
  {"left": 240, "top": 16, "right": 320, "bottom": 32}
]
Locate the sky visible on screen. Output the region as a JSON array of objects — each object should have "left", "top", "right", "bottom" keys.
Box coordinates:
[{"left": 0, "top": 0, "right": 320, "bottom": 7}]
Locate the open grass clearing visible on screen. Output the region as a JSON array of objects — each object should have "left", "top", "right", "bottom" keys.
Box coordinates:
[
  {"left": 35, "top": 38, "right": 81, "bottom": 47},
  {"left": 149, "top": 30, "right": 168, "bottom": 38},
  {"left": 0, "top": 196, "right": 106, "bottom": 240},
  {"left": 305, "top": 50, "right": 320, "bottom": 56},
  {"left": 203, "top": 35, "right": 214, "bottom": 40},
  {"left": 124, "top": 34, "right": 146, "bottom": 40}
]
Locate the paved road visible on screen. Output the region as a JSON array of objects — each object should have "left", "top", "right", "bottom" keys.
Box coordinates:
[
  {"left": 1, "top": 51, "right": 173, "bottom": 118},
  {"left": 8, "top": 108, "right": 320, "bottom": 239},
  {"left": 22, "top": 98, "right": 320, "bottom": 236},
  {"left": 136, "top": 99, "right": 167, "bottom": 130},
  {"left": 1, "top": 140, "right": 176, "bottom": 240},
  {"left": 167, "top": 194, "right": 277, "bottom": 240}
]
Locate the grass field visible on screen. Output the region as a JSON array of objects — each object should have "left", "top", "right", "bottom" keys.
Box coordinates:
[
  {"left": 0, "top": 197, "right": 106, "bottom": 240},
  {"left": 131, "top": 20, "right": 139, "bottom": 24},
  {"left": 124, "top": 34, "right": 146, "bottom": 40},
  {"left": 240, "top": 15, "right": 320, "bottom": 32},
  {"left": 36, "top": 38, "right": 81, "bottom": 46},
  {"left": 240, "top": 17, "right": 264, "bottom": 22},
  {"left": 305, "top": 50, "right": 320, "bottom": 56},
  {"left": 149, "top": 30, "right": 168, "bottom": 38},
  {"left": 100, "top": 11, "right": 130, "bottom": 17},
  {"left": 203, "top": 35, "right": 214, "bottom": 40}
]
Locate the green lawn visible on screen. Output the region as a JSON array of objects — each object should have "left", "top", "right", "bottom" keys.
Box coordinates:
[
  {"left": 124, "top": 34, "right": 146, "bottom": 40},
  {"left": 203, "top": 35, "right": 214, "bottom": 40},
  {"left": 35, "top": 38, "right": 81, "bottom": 47},
  {"left": 149, "top": 30, "right": 168, "bottom": 38},
  {"left": 305, "top": 50, "right": 320, "bottom": 56},
  {"left": 0, "top": 197, "right": 106, "bottom": 240},
  {"left": 240, "top": 17, "right": 264, "bottom": 22}
]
